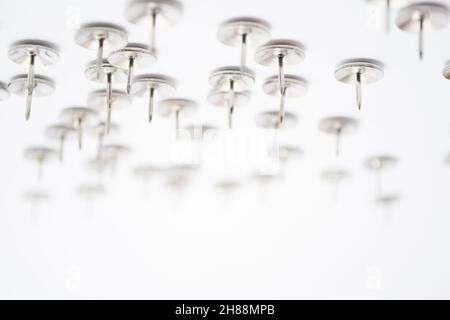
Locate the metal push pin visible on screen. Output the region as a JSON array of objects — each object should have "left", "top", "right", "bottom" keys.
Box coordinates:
[
  {"left": 75, "top": 23, "right": 128, "bottom": 79},
  {"left": 209, "top": 66, "right": 255, "bottom": 129},
  {"left": 321, "top": 168, "right": 351, "bottom": 203},
  {"left": 335, "top": 59, "right": 384, "bottom": 110},
  {"left": 125, "top": 0, "right": 183, "bottom": 54},
  {"left": 130, "top": 74, "right": 176, "bottom": 123},
  {"left": 133, "top": 164, "right": 163, "bottom": 196},
  {"left": 365, "top": 155, "right": 398, "bottom": 198},
  {"left": 100, "top": 143, "right": 131, "bottom": 177},
  {"left": 262, "top": 75, "right": 307, "bottom": 125},
  {"left": 77, "top": 184, "right": 106, "bottom": 213},
  {"left": 60, "top": 107, "right": 98, "bottom": 150},
  {"left": 45, "top": 124, "right": 76, "bottom": 163},
  {"left": 158, "top": 98, "right": 197, "bottom": 137},
  {"left": 366, "top": 0, "right": 412, "bottom": 33},
  {"left": 108, "top": 43, "right": 157, "bottom": 94},
  {"left": 8, "top": 40, "right": 59, "bottom": 121},
  {"left": 84, "top": 59, "right": 128, "bottom": 133},
  {"left": 23, "top": 189, "right": 50, "bottom": 206},
  {"left": 87, "top": 89, "right": 131, "bottom": 127},
  {"left": 217, "top": 17, "right": 271, "bottom": 71},
  {"left": 255, "top": 110, "right": 298, "bottom": 130},
  {"left": 396, "top": 2, "right": 449, "bottom": 60},
  {"left": 89, "top": 122, "right": 120, "bottom": 160},
  {"left": 24, "top": 146, "right": 57, "bottom": 182},
  {"left": 0, "top": 82, "right": 10, "bottom": 101},
  {"left": 85, "top": 157, "right": 112, "bottom": 183},
  {"left": 183, "top": 124, "right": 217, "bottom": 142},
  {"left": 319, "top": 116, "right": 358, "bottom": 157}
]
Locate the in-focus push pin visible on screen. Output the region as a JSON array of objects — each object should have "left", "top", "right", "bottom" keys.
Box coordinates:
[
  {"left": 321, "top": 168, "right": 351, "bottom": 203},
  {"left": 75, "top": 23, "right": 128, "bottom": 79},
  {"left": 84, "top": 59, "right": 128, "bottom": 132},
  {"left": 365, "top": 155, "right": 398, "bottom": 197},
  {"left": 217, "top": 17, "right": 270, "bottom": 71},
  {"left": 335, "top": 59, "right": 384, "bottom": 110},
  {"left": 255, "top": 110, "right": 298, "bottom": 130},
  {"left": 108, "top": 43, "right": 157, "bottom": 94},
  {"left": 158, "top": 98, "right": 197, "bottom": 137},
  {"left": 45, "top": 124, "right": 76, "bottom": 163},
  {"left": 60, "top": 107, "right": 98, "bottom": 150},
  {"left": 0, "top": 82, "right": 10, "bottom": 101},
  {"left": 124, "top": 0, "right": 183, "bottom": 53},
  {"left": 89, "top": 122, "right": 120, "bottom": 160},
  {"left": 262, "top": 74, "right": 307, "bottom": 125},
  {"left": 396, "top": 2, "right": 449, "bottom": 60},
  {"left": 319, "top": 116, "right": 358, "bottom": 157},
  {"left": 209, "top": 66, "right": 255, "bottom": 129},
  {"left": 366, "top": 0, "right": 412, "bottom": 33},
  {"left": 8, "top": 40, "right": 59, "bottom": 121},
  {"left": 130, "top": 74, "right": 176, "bottom": 123},
  {"left": 24, "top": 146, "right": 57, "bottom": 182}
]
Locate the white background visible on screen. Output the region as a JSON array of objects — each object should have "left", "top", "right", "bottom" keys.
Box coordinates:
[{"left": 0, "top": 0, "right": 449, "bottom": 299}]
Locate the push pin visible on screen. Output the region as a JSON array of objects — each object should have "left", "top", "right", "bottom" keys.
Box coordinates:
[
  {"left": 208, "top": 89, "right": 250, "bottom": 129},
  {"left": 209, "top": 66, "right": 255, "bottom": 129},
  {"left": 321, "top": 168, "right": 351, "bottom": 203},
  {"left": 130, "top": 74, "right": 176, "bottom": 123},
  {"left": 8, "top": 40, "right": 59, "bottom": 120},
  {"left": 183, "top": 124, "right": 217, "bottom": 143},
  {"left": 125, "top": 0, "right": 183, "bottom": 53},
  {"left": 84, "top": 59, "right": 127, "bottom": 132},
  {"left": 366, "top": 0, "right": 411, "bottom": 33},
  {"left": 87, "top": 89, "right": 131, "bottom": 122},
  {"left": 60, "top": 107, "right": 98, "bottom": 150},
  {"left": 76, "top": 184, "right": 106, "bottom": 208},
  {"left": 75, "top": 23, "right": 128, "bottom": 79},
  {"left": 217, "top": 17, "right": 271, "bottom": 71},
  {"left": 158, "top": 98, "right": 197, "bottom": 136},
  {"left": 85, "top": 157, "right": 112, "bottom": 182},
  {"left": 396, "top": 2, "right": 449, "bottom": 60},
  {"left": 45, "top": 124, "right": 76, "bottom": 163},
  {"left": 100, "top": 143, "right": 131, "bottom": 176},
  {"left": 255, "top": 39, "right": 305, "bottom": 109},
  {"left": 365, "top": 155, "right": 398, "bottom": 197},
  {"left": 278, "top": 145, "right": 303, "bottom": 163},
  {"left": 133, "top": 164, "right": 162, "bottom": 196},
  {"left": 262, "top": 74, "right": 307, "bottom": 125},
  {"left": 23, "top": 189, "right": 50, "bottom": 206},
  {"left": 0, "top": 82, "right": 10, "bottom": 101},
  {"left": 335, "top": 59, "right": 384, "bottom": 110},
  {"left": 255, "top": 110, "right": 298, "bottom": 130},
  {"left": 215, "top": 179, "right": 241, "bottom": 197},
  {"left": 108, "top": 43, "right": 157, "bottom": 94},
  {"left": 319, "top": 116, "right": 358, "bottom": 157},
  {"left": 24, "top": 146, "right": 57, "bottom": 182},
  {"left": 89, "top": 122, "right": 120, "bottom": 160}
]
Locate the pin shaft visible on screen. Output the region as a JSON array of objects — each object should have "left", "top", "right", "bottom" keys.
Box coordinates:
[
  {"left": 97, "top": 38, "right": 104, "bottom": 80},
  {"left": 150, "top": 11, "right": 157, "bottom": 53},
  {"left": 356, "top": 71, "right": 362, "bottom": 110},
  {"left": 77, "top": 118, "right": 83, "bottom": 150},
  {"left": 59, "top": 134, "right": 65, "bottom": 163},
  {"left": 419, "top": 14, "right": 424, "bottom": 60},
  {"left": 148, "top": 87, "right": 155, "bottom": 123},
  {"left": 278, "top": 55, "right": 285, "bottom": 95},
  {"left": 228, "top": 79, "right": 235, "bottom": 129},
  {"left": 25, "top": 54, "right": 36, "bottom": 121},
  {"left": 127, "top": 57, "right": 135, "bottom": 95},
  {"left": 240, "top": 33, "right": 247, "bottom": 72},
  {"left": 106, "top": 73, "right": 112, "bottom": 133}
]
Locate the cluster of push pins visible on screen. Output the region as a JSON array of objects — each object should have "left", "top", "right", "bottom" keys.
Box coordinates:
[{"left": 0, "top": 0, "right": 449, "bottom": 208}]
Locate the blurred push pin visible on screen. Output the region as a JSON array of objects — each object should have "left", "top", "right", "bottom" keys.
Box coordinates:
[
  {"left": 365, "top": 155, "right": 398, "bottom": 197},
  {"left": 158, "top": 98, "right": 197, "bottom": 137},
  {"left": 24, "top": 146, "right": 57, "bottom": 182},
  {"left": 100, "top": 144, "right": 131, "bottom": 177},
  {"left": 60, "top": 107, "right": 98, "bottom": 150},
  {"left": 217, "top": 17, "right": 270, "bottom": 71},
  {"left": 0, "top": 82, "right": 10, "bottom": 101},
  {"left": 319, "top": 116, "right": 358, "bottom": 157},
  {"left": 87, "top": 89, "right": 131, "bottom": 128},
  {"left": 335, "top": 58, "right": 384, "bottom": 110},
  {"left": 124, "top": 0, "right": 183, "bottom": 54},
  {"left": 108, "top": 43, "right": 156, "bottom": 94},
  {"left": 209, "top": 66, "right": 255, "bottom": 129},
  {"left": 396, "top": 2, "right": 449, "bottom": 60},
  {"left": 131, "top": 74, "right": 176, "bottom": 123},
  {"left": 255, "top": 110, "right": 298, "bottom": 130},
  {"left": 321, "top": 168, "right": 351, "bottom": 203},
  {"left": 45, "top": 123, "right": 76, "bottom": 163},
  {"left": 89, "top": 122, "right": 120, "bottom": 160}
]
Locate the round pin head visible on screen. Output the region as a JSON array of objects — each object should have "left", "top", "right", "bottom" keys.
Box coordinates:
[
  {"left": 396, "top": 2, "right": 449, "bottom": 32},
  {"left": 45, "top": 124, "right": 75, "bottom": 139},
  {"left": 365, "top": 155, "right": 398, "bottom": 170},
  {"left": 8, "top": 74, "right": 55, "bottom": 97},
  {"left": 133, "top": 164, "right": 163, "bottom": 179},
  {"left": 23, "top": 190, "right": 51, "bottom": 203},
  {"left": 321, "top": 168, "right": 351, "bottom": 184},
  {"left": 24, "top": 146, "right": 57, "bottom": 162},
  {"left": 262, "top": 74, "right": 308, "bottom": 97},
  {"left": 125, "top": 0, "right": 183, "bottom": 25},
  {"left": 255, "top": 39, "right": 305, "bottom": 67},
  {"left": 88, "top": 89, "right": 131, "bottom": 110},
  {"left": 8, "top": 39, "right": 59, "bottom": 66},
  {"left": 319, "top": 116, "right": 359, "bottom": 135},
  {"left": 217, "top": 17, "right": 270, "bottom": 48},
  {"left": 183, "top": 124, "right": 217, "bottom": 141},
  {"left": 130, "top": 74, "right": 176, "bottom": 96},
  {"left": 215, "top": 179, "right": 241, "bottom": 193},
  {"left": 158, "top": 98, "right": 197, "bottom": 117},
  {"left": 60, "top": 106, "right": 98, "bottom": 125},
  {"left": 74, "top": 22, "right": 128, "bottom": 51},
  {"left": 84, "top": 59, "right": 128, "bottom": 83},
  {"left": 89, "top": 121, "right": 120, "bottom": 136},
  {"left": 101, "top": 143, "right": 131, "bottom": 160},
  {"left": 376, "top": 193, "right": 401, "bottom": 206},
  {"left": 209, "top": 66, "right": 255, "bottom": 91},
  {"left": 0, "top": 82, "right": 10, "bottom": 101},
  {"left": 108, "top": 43, "right": 157, "bottom": 69},
  {"left": 77, "top": 184, "right": 106, "bottom": 198},
  {"left": 255, "top": 111, "right": 298, "bottom": 129},
  {"left": 335, "top": 59, "right": 384, "bottom": 85},
  {"left": 278, "top": 145, "right": 303, "bottom": 162},
  {"left": 207, "top": 90, "right": 251, "bottom": 108}
]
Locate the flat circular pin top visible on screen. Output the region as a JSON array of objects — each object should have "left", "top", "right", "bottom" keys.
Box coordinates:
[
  {"left": 217, "top": 17, "right": 271, "bottom": 47},
  {"left": 24, "top": 146, "right": 57, "bottom": 161},
  {"left": 319, "top": 116, "right": 359, "bottom": 135},
  {"left": 130, "top": 74, "right": 176, "bottom": 96},
  {"left": 255, "top": 111, "right": 298, "bottom": 129},
  {"left": 45, "top": 124, "right": 75, "bottom": 139},
  {"left": 207, "top": 90, "right": 251, "bottom": 108},
  {"left": 321, "top": 168, "right": 351, "bottom": 183},
  {"left": 23, "top": 189, "right": 51, "bottom": 202},
  {"left": 183, "top": 124, "right": 217, "bottom": 139},
  {"left": 158, "top": 98, "right": 197, "bottom": 117},
  {"left": 74, "top": 22, "right": 128, "bottom": 50},
  {"left": 8, "top": 74, "right": 55, "bottom": 97},
  {"left": 90, "top": 122, "right": 120, "bottom": 136},
  {"left": 133, "top": 164, "right": 164, "bottom": 178},
  {"left": 376, "top": 193, "right": 401, "bottom": 205},
  {"left": 87, "top": 89, "right": 132, "bottom": 110},
  {"left": 209, "top": 66, "right": 255, "bottom": 91},
  {"left": 84, "top": 59, "right": 128, "bottom": 83},
  {"left": 8, "top": 39, "right": 59, "bottom": 66},
  {"left": 335, "top": 58, "right": 384, "bottom": 84},
  {"left": 77, "top": 184, "right": 106, "bottom": 197},
  {"left": 262, "top": 74, "right": 308, "bottom": 97},
  {"left": 0, "top": 82, "right": 10, "bottom": 101},
  {"left": 255, "top": 39, "right": 305, "bottom": 67},
  {"left": 215, "top": 179, "right": 241, "bottom": 192},
  {"left": 365, "top": 155, "right": 398, "bottom": 170},
  {"left": 60, "top": 106, "right": 98, "bottom": 124},
  {"left": 396, "top": 2, "right": 449, "bottom": 32},
  {"left": 278, "top": 145, "right": 303, "bottom": 162},
  {"left": 108, "top": 43, "right": 157, "bottom": 69},
  {"left": 125, "top": 0, "right": 183, "bottom": 25},
  {"left": 101, "top": 143, "right": 132, "bottom": 159}
]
